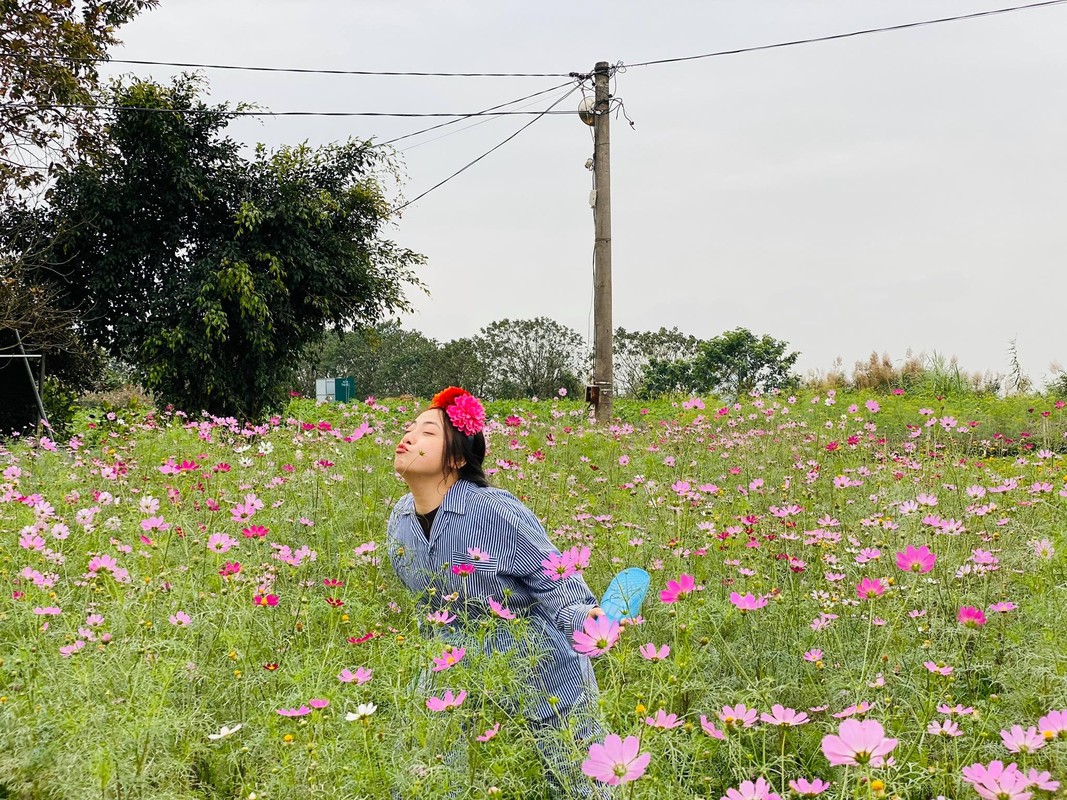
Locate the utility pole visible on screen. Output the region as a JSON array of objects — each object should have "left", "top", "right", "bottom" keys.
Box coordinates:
[{"left": 591, "top": 61, "right": 613, "bottom": 424}]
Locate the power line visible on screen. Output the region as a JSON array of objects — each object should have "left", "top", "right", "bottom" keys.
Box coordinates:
[
  {"left": 13, "top": 103, "right": 579, "bottom": 119},
  {"left": 624, "top": 0, "right": 1067, "bottom": 68},
  {"left": 0, "top": 50, "right": 570, "bottom": 79},
  {"left": 379, "top": 80, "right": 577, "bottom": 146},
  {"left": 391, "top": 83, "right": 583, "bottom": 214}
]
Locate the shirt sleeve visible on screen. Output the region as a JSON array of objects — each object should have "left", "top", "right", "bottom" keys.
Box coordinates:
[{"left": 496, "top": 496, "right": 598, "bottom": 639}]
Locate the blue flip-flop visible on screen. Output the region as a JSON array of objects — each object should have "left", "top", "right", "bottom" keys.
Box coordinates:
[{"left": 600, "top": 567, "right": 651, "bottom": 623}]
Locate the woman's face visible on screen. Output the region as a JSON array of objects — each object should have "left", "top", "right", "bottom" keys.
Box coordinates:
[{"left": 394, "top": 408, "right": 452, "bottom": 481}]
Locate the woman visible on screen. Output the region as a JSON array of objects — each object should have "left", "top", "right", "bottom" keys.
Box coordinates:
[{"left": 386, "top": 386, "right": 607, "bottom": 797}]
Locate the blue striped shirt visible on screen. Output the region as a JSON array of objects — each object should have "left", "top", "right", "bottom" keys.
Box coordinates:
[{"left": 386, "top": 478, "right": 599, "bottom": 721}]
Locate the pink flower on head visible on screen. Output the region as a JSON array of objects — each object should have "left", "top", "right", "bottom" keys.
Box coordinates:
[
  {"left": 581, "top": 734, "right": 650, "bottom": 786},
  {"left": 426, "top": 690, "right": 467, "bottom": 712},
  {"left": 855, "top": 577, "right": 886, "bottom": 600},
  {"left": 659, "top": 573, "right": 696, "bottom": 603},
  {"left": 572, "top": 615, "right": 620, "bottom": 657},
  {"left": 820, "top": 718, "right": 898, "bottom": 767},
  {"left": 788, "top": 778, "right": 831, "bottom": 797},
  {"left": 722, "top": 777, "right": 783, "bottom": 800},
  {"left": 895, "top": 544, "right": 936, "bottom": 573},
  {"left": 958, "top": 605, "right": 987, "bottom": 628},
  {"left": 445, "top": 393, "right": 485, "bottom": 436}
]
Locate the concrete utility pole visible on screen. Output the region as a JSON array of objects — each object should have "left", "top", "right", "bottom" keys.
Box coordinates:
[{"left": 591, "top": 61, "right": 613, "bottom": 424}]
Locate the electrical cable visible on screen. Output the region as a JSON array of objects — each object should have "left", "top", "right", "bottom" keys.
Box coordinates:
[
  {"left": 11, "top": 103, "right": 579, "bottom": 119},
  {"left": 391, "top": 83, "right": 583, "bottom": 214},
  {"left": 624, "top": 0, "right": 1067, "bottom": 68}
]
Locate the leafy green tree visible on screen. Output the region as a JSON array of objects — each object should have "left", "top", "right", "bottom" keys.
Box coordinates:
[
  {"left": 0, "top": 0, "right": 157, "bottom": 193},
  {"left": 640, "top": 328, "right": 799, "bottom": 399},
  {"left": 11, "top": 76, "right": 424, "bottom": 418},
  {"left": 614, "top": 326, "right": 700, "bottom": 396},
  {"left": 689, "top": 328, "right": 799, "bottom": 397},
  {"left": 475, "top": 317, "right": 586, "bottom": 400}
]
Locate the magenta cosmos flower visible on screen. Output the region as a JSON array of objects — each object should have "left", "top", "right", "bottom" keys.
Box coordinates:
[
  {"left": 821, "top": 719, "right": 898, "bottom": 767},
  {"left": 337, "top": 667, "right": 372, "bottom": 684},
  {"left": 760, "top": 704, "right": 809, "bottom": 726},
  {"left": 580, "top": 734, "right": 650, "bottom": 786},
  {"left": 722, "top": 777, "right": 782, "bottom": 800},
  {"left": 572, "top": 615, "right": 620, "bottom": 657},
  {"left": 895, "top": 544, "right": 936, "bottom": 573},
  {"left": 659, "top": 573, "right": 696, "bottom": 603},
  {"left": 426, "top": 689, "right": 467, "bottom": 712},
  {"left": 431, "top": 646, "right": 465, "bottom": 673},
  {"left": 729, "top": 592, "right": 768, "bottom": 611},
  {"left": 788, "top": 778, "right": 831, "bottom": 797},
  {"left": 958, "top": 605, "right": 987, "bottom": 628},
  {"left": 855, "top": 577, "right": 886, "bottom": 600}
]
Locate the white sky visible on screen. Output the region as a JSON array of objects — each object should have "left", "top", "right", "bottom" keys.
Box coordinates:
[{"left": 103, "top": 0, "right": 1066, "bottom": 386}]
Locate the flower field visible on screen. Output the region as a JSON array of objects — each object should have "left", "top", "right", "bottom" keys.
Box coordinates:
[{"left": 1, "top": 391, "right": 1065, "bottom": 800}]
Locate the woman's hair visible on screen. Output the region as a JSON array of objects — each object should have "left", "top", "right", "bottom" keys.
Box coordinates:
[{"left": 436, "top": 407, "right": 490, "bottom": 487}]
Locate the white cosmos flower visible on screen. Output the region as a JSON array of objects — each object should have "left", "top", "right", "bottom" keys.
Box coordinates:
[
  {"left": 207, "top": 723, "right": 243, "bottom": 740},
  {"left": 345, "top": 703, "right": 377, "bottom": 721}
]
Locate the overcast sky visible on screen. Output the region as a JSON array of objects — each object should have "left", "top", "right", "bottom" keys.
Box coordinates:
[{"left": 102, "top": 0, "right": 1066, "bottom": 387}]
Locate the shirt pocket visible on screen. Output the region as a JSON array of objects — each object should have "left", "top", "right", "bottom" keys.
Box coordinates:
[{"left": 449, "top": 548, "right": 499, "bottom": 575}]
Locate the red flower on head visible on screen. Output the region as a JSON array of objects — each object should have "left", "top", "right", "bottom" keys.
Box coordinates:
[{"left": 431, "top": 386, "right": 470, "bottom": 409}]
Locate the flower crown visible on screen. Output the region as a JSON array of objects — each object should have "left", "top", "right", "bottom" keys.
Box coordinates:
[{"left": 430, "top": 386, "right": 486, "bottom": 437}]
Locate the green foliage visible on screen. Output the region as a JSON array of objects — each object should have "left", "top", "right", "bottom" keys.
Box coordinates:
[
  {"left": 641, "top": 328, "right": 799, "bottom": 399},
  {"left": 0, "top": 0, "right": 158, "bottom": 193},
  {"left": 613, "top": 327, "right": 700, "bottom": 397},
  {"left": 475, "top": 317, "right": 586, "bottom": 400},
  {"left": 12, "top": 75, "right": 424, "bottom": 418}
]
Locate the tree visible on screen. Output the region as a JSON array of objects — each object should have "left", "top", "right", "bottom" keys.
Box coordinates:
[
  {"left": 614, "top": 326, "right": 700, "bottom": 396},
  {"left": 689, "top": 328, "right": 799, "bottom": 398},
  {"left": 474, "top": 317, "right": 586, "bottom": 400},
  {"left": 1, "top": 0, "right": 158, "bottom": 193},
  {"left": 10, "top": 76, "right": 424, "bottom": 417},
  {"left": 640, "top": 328, "right": 799, "bottom": 399}
]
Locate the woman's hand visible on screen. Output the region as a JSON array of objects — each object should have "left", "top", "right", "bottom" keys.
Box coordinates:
[{"left": 589, "top": 607, "right": 607, "bottom": 620}]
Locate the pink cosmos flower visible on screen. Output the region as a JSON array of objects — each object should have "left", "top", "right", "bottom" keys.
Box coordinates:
[
  {"left": 309, "top": 698, "right": 329, "bottom": 709},
  {"left": 242, "top": 525, "right": 269, "bottom": 539},
  {"left": 699, "top": 715, "right": 725, "bottom": 739},
  {"left": 855, "top": 577, "right": 886, "bottom": 600},
  {"left": 476, "top": 723, "right": 500, "bottom": 742},
  {"left": 276, "top": 705, "right": 311, "bottom": 717},
  {"left": 788, "top": 778, "right": 831, "bottom": 797},
  {"left": 821, "top": 719, "right": 898, "bottom": 767},
  {"left": 446, "top": 393, "right": 485, "bottom": 436},
  {"left": 1025, "top": 769, "right": 1059, "bottom": 792},
  {"left": 719, "top": 703, "right": 758, "bottom": 729},
  {"left": 832, "top": 702, "right": 873, "bottom": 719},
  {"left": 958, "top": 606, "right": 987, "bottom": 628},
  {"left": 572, "top": 615, "right": 620, "bottom": 657},
  {"left": 722, "top": 777, "right": 782, "bottom": 800},
  {"left": 729, "top": 592, "right": 768, "bottom": 611},
  {"left": 1038, "top": 709, "right": 1067, "bottom": 739},
  {"left": 254, "top": 594, "right": 279, "bottom": 607},
  {"left": 928, "top": 719, "right": 962, "bottom": 737},
  {"left": 486, "top": 597, "right": 516, "bottom": 620},
  {"left": 804, "top": 649, "right": 823, "bottom": 662},
  {"left": 338, "top": 667, "right": 372, "bottom": 684},
  {"left": 1000, "top": 725, "right": 1045, "bottom": 753},
  {"left": 938, "top": 704, "right": 976, "bottom": 716},
  {"left": 659, "top": 573, "right": 696, "bottom": 603},
  {"left": 169, "top": 610, "right": 192, "bottom": 627},
  {"left": 639, "top": 643, "right": 670, "bottom": 661},
  {"left": 426, "top": 690, "right": 467, "bottom": 712},
  {"left": 895, "top": 544, "right": 936, "bottom": 573},
  {"left": 431, "top": 646, "right": 466, "bottom": 672},
  {"left": 961, "top": 761, "right": 1033, "bottom": 800},
  {"left": 581, "top": 734, "right": 650, "bottom": 786},
  {"left": 645, "top": 709, "right": 684, "bottom": 730},
  {"left": 451, "top": 564, "right": 475, "bottom": 577},
  {"left": 206, "top": 533, "right": 237, "bottom": 554},
  {"left": 924, "top": 661, "right": 953, "bottom": 676},
  {"left": 541, "top": 550, "right": 575, "bottom": 581},
  {"left": 988, "top": 601, "right": 1017, "bottom": 613},
  {"left": 760, "top": 704, "right": 809, "bottom": 726}
]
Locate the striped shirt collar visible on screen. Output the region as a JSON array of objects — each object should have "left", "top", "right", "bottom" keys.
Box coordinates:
[{"left": 396, "top": 478, "right": 470, "bottom": 517}]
